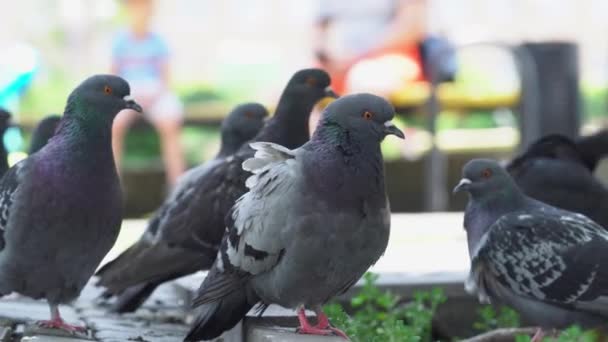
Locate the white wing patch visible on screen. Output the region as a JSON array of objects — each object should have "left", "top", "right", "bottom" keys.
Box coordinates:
[
  {"left": 242, "top": 142, "right": 297, "bottom": 189},
  {"left": 220, "top": 142, "right": 299, "bottom": 276}
]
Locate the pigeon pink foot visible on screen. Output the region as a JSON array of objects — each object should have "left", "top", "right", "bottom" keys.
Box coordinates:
[
  {"left": 36, "top": 303, "right": 86, "bottom": 334},
  {"left": 531, "top": 328, "right": 545, "bottom": 342},
  {"left": 296, "top": 307, "right": 349, "bottom": 340}
]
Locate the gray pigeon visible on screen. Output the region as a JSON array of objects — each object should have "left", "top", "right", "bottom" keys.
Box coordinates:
[
  {"left": 185, "top": 93, "right": 404, "bottom": 341},
  {"left": 0, "top": 75, "right": 141, "bottom": 333},
  {"left": 95, "top": 102, "right": 268, "bottom": 312},
  {"left": 95, "top": 69, "right": 336, "bottom": 312},
  {"left": 507, "top": 132, "right": 608, "bottom": 229},
  {"left": 455, "top": 159, "right": 608, "bottom": 341},
  {"left": 0, "top": 109, "right": 12, "bottom": 177},
  {"left": 29, "top": 114, "right": 61, "bottom": 154}
]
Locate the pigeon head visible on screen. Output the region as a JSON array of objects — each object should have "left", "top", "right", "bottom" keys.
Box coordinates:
[
  {"left": 220, "top": 103, "right": 268, "bottom": 156},
  {"left": 315, "top": 93, "right": 404, "bottom": 144},
  {"left": 65, "top": 75, "right": 142, "bottom": 124},
  {"left": 454, "top": 159, "right": 522, "bottom": 200},
  {"left": 0, "top": 108, "right": 11, "bottom": 130},
  {"left": 284, "top": 68, "right": 337, "bottom": 102},
  {"left": 29, "top": 114, "right": 61, "bottom": 154}
]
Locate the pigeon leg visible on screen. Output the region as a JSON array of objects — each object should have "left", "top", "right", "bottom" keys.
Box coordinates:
[
  {"left": 531, "top": 328, "right": 545, "bottom": 342},
  {"left": 313, "top": 306, "right": 349, "bottom": 339},
  {"left": 296, "top": 307, "right": 349, "bottom": 340},
  {"left": 36, "top": 303, "right": 87, "bottom": 334}
]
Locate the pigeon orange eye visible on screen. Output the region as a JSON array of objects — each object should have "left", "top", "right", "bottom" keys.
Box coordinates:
[
  {"left": 306, "top": 77, "right": 317, "bottom": 87},
  {"left": 103, "top": 86, "right": 112, "bottom": 95},
  {"left": 482, "top": 169, "right": 492, "bottom": 178},
  {"left": 362, "top": 111, "right": 373, "bottom": 120}
]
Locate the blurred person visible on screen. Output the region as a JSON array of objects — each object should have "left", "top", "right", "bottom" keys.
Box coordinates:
[
  {"left": 314, "top": 0, "right": 428, "bottom": 95},
  {"left": 111, "top": 0, "right": 185, "bottom": 188}
]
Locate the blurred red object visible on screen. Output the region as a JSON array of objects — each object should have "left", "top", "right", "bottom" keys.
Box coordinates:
[{"left": 319, "top": 43, "right": 424, "bottom": 95}]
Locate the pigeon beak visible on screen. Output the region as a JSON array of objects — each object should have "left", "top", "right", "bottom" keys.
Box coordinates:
[
  {"left": 324, "top": 86, "right": 339, "bottom": 99},
  {"left": 453, "top": 178, "right": 472, "bottom": 193},
  {"left": 123, "top": 95, "right": 143, "bottom": 113},
  {"left": 383, "top": 121, "right": 405, "bottom": 139}
]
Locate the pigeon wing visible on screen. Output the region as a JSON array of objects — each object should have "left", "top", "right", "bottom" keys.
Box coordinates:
[
  {"left": 192, "top": 142, "right": 299, "bottom": 306},
  {"left": 0, "top": 160, "right": 26, "bottom": 251},
  {"left": 468, "top": 211, "right": 608, "bottom": 309}
]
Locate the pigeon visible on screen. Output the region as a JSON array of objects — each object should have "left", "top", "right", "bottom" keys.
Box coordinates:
[
  {"left": 95, "top": 69, "right": 336, "bottom": 312},
  {"left": 0, "top": 109, "right": 12, "bottom": 177},
  {"left": 0, "top": 75, "right": 141, "bottom": 333},
  {"left": 574, "top": 130, "right": 608, "bottom": 172},
  {"left": 455, "top": 159, "right": 608, "bottom": 341},
  {"left": 184, "top": 93, "right": 404, "bottom": 341},
  {"left": 507, "top": 132, "right": 608, "bottom": 229},
  {"left": 29, "top": 114, "right": 61, "bottom": 154},
  {"left": 95, "top": 102, "right": 268, "bottom": 312}
]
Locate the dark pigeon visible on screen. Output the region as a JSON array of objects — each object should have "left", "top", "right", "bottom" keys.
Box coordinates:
[
  {"left": 29, "top": 114, "right": 61, "bottom": 154},
  {"left": 95, "top": 68, "right": 335, "bottom": 312},
  {"left": 455, "top": 159, "right": 608, "bottom": 341},
  {"left": 184, "top": 93, "right": 404, "bottom": 341},
  {"left": 574, "top": 130, "right": 608, "bottom": 172},
  {"left": 95, "top": 102, "right": 268, "bottom": 312},
  {"left": 0, "top": 109, "right": 12, "bottom": 177},
  {"left": 507, "top": 132, "right": 608, "bottom": 229},
  {"left": 0, "top": 75, "right": 141, "bottom": 333}
]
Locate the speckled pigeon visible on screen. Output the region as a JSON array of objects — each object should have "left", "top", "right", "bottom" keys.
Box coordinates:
[
  {"left": 184, "top": 93, "right": 403, "bottom": 341},
  {"left": 95, "top": 102, "right": 268, "bottom": 312},
  {"left": 0, "top": 109, "right": 12, "bottom": 177},
  {"left": 455, "top": 159, "right": 608, "bottom": 341},
  {"left": 0, "top": 75, "right": 141, "bottom": 333},
  {"left": 29, "top": 114, "right": 61, "bottom": 154},
  {"left": 507, "top": 132, "right": 608, "bottom": 229}
]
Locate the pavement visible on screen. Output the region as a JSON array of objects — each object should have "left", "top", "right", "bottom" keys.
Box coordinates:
[{"left": 0, "top": 213, "right": 470, "bottom": 341}]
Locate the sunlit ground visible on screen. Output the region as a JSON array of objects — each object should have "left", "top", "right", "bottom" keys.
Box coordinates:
[{"left": 102, "top": 213, "right": 469, "bottom": 278}]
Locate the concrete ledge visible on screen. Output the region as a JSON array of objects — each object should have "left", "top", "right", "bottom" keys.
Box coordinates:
[{"left": 246, "top": 324, "right": 344, "bottom": 342}]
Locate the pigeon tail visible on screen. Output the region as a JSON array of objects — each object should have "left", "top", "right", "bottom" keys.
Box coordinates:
[
  {"left": 96, "top": 240, "right": 209, "bottom": 295},
  {"left": 185, "top": 287, "right": 254, "bottom": 341},
  {"left": 110, "top": 282, "right": 160, "bottom": 313},
  {"left": 95, "top": 239, "right": 153, "bottom": 292}
]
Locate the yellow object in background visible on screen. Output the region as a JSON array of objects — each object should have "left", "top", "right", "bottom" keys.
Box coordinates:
[{"left": 8, "top": 151, "right": 27, "bottom": 167}]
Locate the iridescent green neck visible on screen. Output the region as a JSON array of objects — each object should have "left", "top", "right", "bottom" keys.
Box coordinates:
[
  {"left": 52, "top": 99, "right": 115, "bottom": 167},
  {"left": 57, "top": 97, "right": 113, "bottom": 142}
]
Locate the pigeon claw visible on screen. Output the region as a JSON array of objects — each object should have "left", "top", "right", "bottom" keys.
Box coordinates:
[
  {"left": 531, "top": 328, "right": 545, "bottom": 342},
  {"left": 36, "top": 318, "right": 87, "bottom": 335},
  {"left": 296, "top": 326, "right": 349, "bottom": 340}
]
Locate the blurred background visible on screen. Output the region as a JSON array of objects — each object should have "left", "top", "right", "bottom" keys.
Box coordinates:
[{"left": 2, "top": 0, "right": 608, "bottom": 216}]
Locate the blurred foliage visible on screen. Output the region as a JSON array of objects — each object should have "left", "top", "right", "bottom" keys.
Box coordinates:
[
  {"left": 475, "top": 305, "right": 600, "bottom": 342},
  {"left": 474, "top": 305, "right": 520, "bottom": 332},
  {"left": 323, "top": 272, "right": 445, "bottom": 342},
  {"left": 122, "top": 124, "right": 220, "bottom": 169},
  {"left": 541, "top": 326, "right": 600, "bottom": 342},
  {"left": 19, "top": 73, "right": 72, "bottom": 120},
  {"left": 512, "top": 326, "right": 599, "bottom": 342},
  {"left": 582, "top": 83, "right": 608, "bottom": 120}
]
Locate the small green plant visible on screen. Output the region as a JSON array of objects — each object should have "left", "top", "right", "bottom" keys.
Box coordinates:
[
  {"left": 474, "top": 305, "right": 520, "bottom": 332},
  {"left": 475, "top": 307, "right": 599, "bottom": 342},
  {"left": 512, "top": 326, "right": 599, "bottom": 342},
  {"left": 545, "top": 326, "right": 599, "bottom": 342},
  {"left": 323, "top": 272, "right": 446, "bottom": 342}
]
